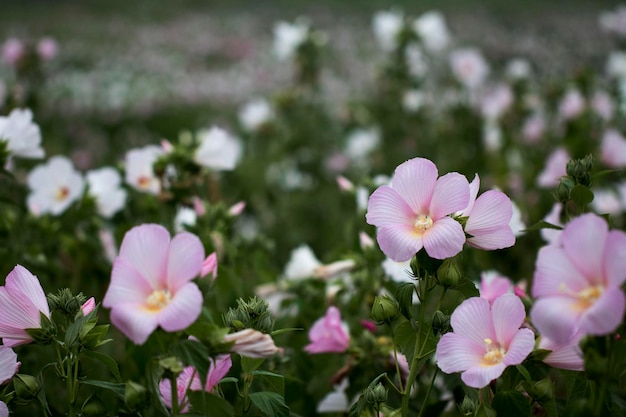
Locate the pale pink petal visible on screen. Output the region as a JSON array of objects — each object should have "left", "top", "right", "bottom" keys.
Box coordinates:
[
  {"left": 158, "top": 283, "right": 203, "bottom": 332},
  {"left": 0, "top": 401, "right": 7, "bottom": 417},
  {"left": 81, "top": 297, "right": 96, "bottom": 315},
  {"left": 0, "top": 346, "right": 19, "bottom": 383},
  {"left": 480, "top": 272, "right": 513, "bottom": 303},
  {"left": 580, "top": 287, "right": 625, "bottom": 336},
  {"left": 502, "top": 328, "right": 534, "bottom": 365},
  {"left": 530, "top": 297, "right": 581, "bottom": 345},
  {"left": 118, "top": 224, "right": 170, "bottom": 288},
  {"left": 460, "top": 174, "right": 481, "bottom": 215},
  {"left": 539, "top": 332, "right": 584, "bottom": 371},
  {"left": 390, "top": 158, "right": 438, "bottom": 213},
  {"left": 461, "top": 363, "right": 507, "bottom": 389},
  {"left": 5, "top": 265, "right": 50, "bottom": 317},
  {"left": 491, "top": 295, "right": 526, "bottom": 346},
  {"left": 603, "top": 230, "right": 626, "bottom": 287},
  {"left": 201, "top": 252, "right": 218, "bottom": 280},
  {"left": 532, "top": 246, "right": 588, "bottom": 297},
  {"left": 205, "top": 355, "right": 232, "bottom": 391},
  {"left": 377, "top": 224, "right": 423, "bottom": 262},
  {"left": 436, "top": 332, "right": 484, "bottom": 374},
  {"left": 166, "top": 232, "right": 204, "bottom": 291},
  {"left": 109, "top": 303, "right": 160, "bottom": 345},
  {"left": 0, "top": 289, "right": 40, "bottom": 340},
  {"left": 429, "top": 173, "right": 470, "bottom": 220},
  {"left": 103, "top": 259, "right": 153, "bottom": 307},
  {"left": 561, "top": 214, "right": 607, "bottom": 284},
  {"left": 450, "top": 297, "right": 496, "bottom": 346},
  {"left": 366, "top": 186, "right": 415, "bottom": 226},
  {"left": 422, "top": 217, "right": 465, "bottom": 259},
  {"left": 465, "top": 190, "right": 512, "bottom": 231},
  {"left": 467, "top": 227, "right": 515, "bottom": 250}
]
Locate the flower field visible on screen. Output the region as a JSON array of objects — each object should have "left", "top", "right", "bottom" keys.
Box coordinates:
[{"left": 1, "top": 1, "right": 626, "bottom": 416}]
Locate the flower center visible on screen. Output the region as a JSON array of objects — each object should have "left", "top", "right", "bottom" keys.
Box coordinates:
[
  {"left": 413, "top": 214, "right": 433, "bottom": 234},
  {"left": 137, "top": 176, "right": 152, "bottom": 189},
  {"left": 559, "top": 283, "right": 604, "bottom": 311},
  {"left": 145, "top": 289, "right": 171, "bottom": 311},
  {"left": 55, "top": 186, "right": 70, "bottom": 202},
  {"left": 482, "top": 338, "right": 506, "bottom": 365}
]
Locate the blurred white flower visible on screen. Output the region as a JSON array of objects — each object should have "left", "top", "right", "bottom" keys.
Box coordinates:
[
  {"left": 382, "top": 258, "right": 413, "bottom": 283},
  {"left": 541, "top": 203, "right": 563, "bottom": 246},
  {"left": 480, "top": 84, "right": 513, "bottom": 121},
  {"left": 591, "top": 90, "right": 614, "bottom": 121},
  {"left": 482, "top": 119, "right": 502, "bottom": 152},
  {"left": 558, "top": 88, "right": 585, "bottom": 121},
  {"left": 273, "top": 20, "right": 309, "bottom": 60},
  {"left": 402, "top": 89, "right": 425, "bottom": 112},
  {"left": 537, "top": 147, "right": 569, "bottom": 188},
  {"left": 0, "top": 108, "right": 44, "bottom": 160},
  {"left": 194, "top": 126, "right": 242, "bottom": 171},
  {"left": 238, "top": 98, "right": 273, "bottom": 132},
  {"left": 449, "top": 48, "right": 489, "bottom": 90},
  {"left": 284, "top": 245, "right": 322, "bottom": 281},
  {"left": 601, "top": 129, "right": 626, "bottom": 168},
  {"left": 27, "top": 156, "right": 84, "bottom": 216},
  {"left": 509, "top": 200, "right": 526, "bottom": 237},
  {"left": 317, "top": 378, "right": 350, "bottom": 413},
  {"left": 86, "top": 167, "right": 127, "bottom": 218},
  {"left": 344, "top": 127, "right": 380, "bottom": 163},
  {"left": 124, "top": 145, "right": 164, "bottom": 195},
  {"left": 591, "top": 188, "right": 623, "bottom": 215},
  {"left": 599, "top": 5, "right": 626, "bottom": 37},
  {"left": 412, "top": 11, "right": 450, "bottom": 53},
  {"left": 505, "top": 58, "right": 532, "bottom": 80},
  {"left": 174, "top": 206, "right": 197, "bottom": 233},
  {"left": 521, "top": 112, "right": 546, "bottom": 144},
  {"left": 372, "top": 9, "right": 404, "bottom": 52},
  {"left": 405, "top": 43, "right": 428, "bottom": 78},
  {"left": 606, "top": 51, "right": 626, "bottom": 79},
  {"left": 355, "top": 186, "right": 369, "bottom": 212}
]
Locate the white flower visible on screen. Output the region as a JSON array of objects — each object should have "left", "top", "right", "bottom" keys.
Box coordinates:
[
  {"left": 591, "top": 188, "right": 623, "bottom": 215},
  {"left": 509, "top": 200, "right": 526, "bottom": 237},
  {"left": 355, "top": 186, "right": 369, "bottom": 212},
  {"left": 382, "top": 258, "right": 413, "bottom": 283},
  {"left": 522, "top": 112, "right": 546, "bottom": 144},
  {"left": 273, "top": 20, "right": 308, "bottom": 61},
  {"left": 284, "top": 245, "right": 321, "bottom": 281},
  {"left": 591, "top": 90, "right": 615, "bottom": 121},
  {"left": 480, "top": 84, "right": 513, "bottom": 121},
  {"left": 505, "top": 58, "right": 532, "bottom": 80},
  {"left": 344, "top": 127, "right": 380, "bottom": 163},
  {"left": 402, "top": 89, "right": 425, "bottom": 112},
  {"left": 482, "top": 119, "right": 502, "bottom": 152},
  {"left": 449, "top": 48, "right": 489, "bottom": 90},
  {"left": 193, "top": 126, "right": 242, "bottom": 171},
  {"left": 537, "top": 148, "right": 569, "bottom": 188},
  {"left": 606, "top": 51, "right": 626, "bottom": 79},
  {"left": 0, "top": 108, "right": 44, "bottom": 159},
  {"left": 412, "top": 11, "right": 451, "bottom": 53},
  {"left": 599, "top": 6, "right": 626, "bottom": 37},
  {"left": 405, "top": 43, "right": 428, "bottom": 78},
  {"left": 558, "top": 88, "right": 585, "bottom": 121},
  {"left": 124, "top": 145, "right": 164, "bottom": 195},
  {"left": 317, "top": 378, "right": 350, "bottom": 413},
  {"left": 174, "top": 206, "right": 197, "bottom": 233},
  {"left": 86, "top": 167, "right": 127, "bottom": 218},
  {"left": 372, "top": 10, "right": 404, "bottom": 52},
  {"left": 540, "top": 203, "right": 563, "bottom": 245},
  {"left": 238, "top": 98, "right": 273, "bottom": 132},
  {"left": 27, "top": 156, "right": 84, "bottom": 216}
]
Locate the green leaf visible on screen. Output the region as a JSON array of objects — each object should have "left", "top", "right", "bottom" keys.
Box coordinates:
[
  {"left": 65, "top": 313, "right": 90, "bottom": 347},
  {"left": 570, "top": 184, "right": 594, "bottom": 206},
  {"left": 395, "top": 282, "right": 416, "bottom": 320},
  {"left": 81, "top": 350, "right": 122, "bottom": 382},
  {"left": 250, "top": 370, "right": 285, "bottom": 395},
  {"left": 416, "top": 249, "right": 443, "bottom": 275},
  {"left": 392, "top": 319, "right": 417, "bottom": 363},
  {"left": 522, "top": 220, "right": 563, "bottom": 233},
  {"left": 241, "top": 356, "right": 265, "bottom": 374},
  {"left": 451, "top": 277, "right": 480, "bottom": 300},
  {"left": 249, "top": 391, "right": 289, "bottom": 417},
  {"left": 79, "top": 380, "right": 126, "bottom": 400},
  {"left": 171, "top": 339, "right": 210, "bottom": 386},
  {"left": 187, "top": 391, "right": 235, "bottom": 417},
  {"left": 515, "top": 364, "right": 532, "bottom": 383},
  {"left": 270, "top": 327, "right": 303, "bottom": 337},
  {"left": 492, "top": 390, "right": 532, "bottom": 417}
]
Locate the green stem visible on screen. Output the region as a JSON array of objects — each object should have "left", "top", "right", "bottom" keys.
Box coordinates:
[
  {"left": 170, "top": 374, "right": 180, "bottom": 417},
  {"left": 417, "top": 368, "right": 438, "bottom": 417}
]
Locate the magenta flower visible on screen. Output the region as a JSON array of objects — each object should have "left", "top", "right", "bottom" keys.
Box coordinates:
[
  {"left": 102, "top": 224, "right": 205, "bottom": 345},
  {"left": 530, "top": 213, "right": 626, "bottom": 344},
  {"left": 305, "top": 306, "right": 350, "bottom": 354},
  {"left": 459, "top": 175, "right": 515, "bottom": 250},
  {"left": 0, "top": 265, "right": 51, "bottom": 347},
  {"left": 436, "top": 295, "right": 535, "bottom": 388},
  {"left": 366, "top": 157, "right": 470, "bottom": 261},
  {"left": 159, "top": 354, "right": 232, "bottom": 412}
]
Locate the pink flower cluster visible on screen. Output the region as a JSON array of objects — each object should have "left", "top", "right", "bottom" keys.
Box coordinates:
[{"left": 366, "top": 157, "right": 515, "bottom": 262}]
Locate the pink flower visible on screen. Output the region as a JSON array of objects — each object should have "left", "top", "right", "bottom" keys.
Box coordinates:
[
  {"left": 449, "top": 48, "right": 490, "bottom": 90},
  {"left": 0, "top": 401, "right": 7, "bottom": 417},
  {"left": 36, "top": 37, "right": 59, "bottom": 61},
  {"left": 0, "top": 345, "right": 20, "bottom": 385},
  {"left": 521, "top": 112, "right": 545, "bottom": 144},
  {"left": 540, "top": 203, "right": 564, "bottom": 245},
  {"left": 601, "top": 129, "right": 626, "bottom": 168},
  {"left": 530, "top": 213, "right": 626, "bottom": 344},
  {"left": 102, "top": 224, "right": 205, "bottom": 345},
  {"left": 537, "top": 148, "right": 569, "bottom": 188},
  {"left": 538, "top": 331, "right": 583, "bottom": 371},
  {"left": 159, "top": 354, "right": 232, "bottom": 412},
  {"left": 558, "top": 88, "right": 585, "bottom": 121},
  {"left": 436, "top": 295, "right": 535, "bottom": 388},
  {"left": 200, "top": 252, "right": 218, "bottom": 282},
  {"left": 366, "top": 157, "right": 469, "bottom": 261},
  {"left": 459, "top": 174, "right": 515, "bottom": 250},
  {"left": 591, "top": 90, "right": 614, "bottom": 121},
  {"left": 1, "top": 38, "right": 24, "bottom": 66},
  {"left": 305, "top": 306, "right": 350, "bottom": 354},
  {"left": 0, "top": 265, "right": 51, "bottom": 347},
  {"left": 81, "top": 297, "right": 96, "bottom": 316},
  {"left": 479, "top": 271, "right": 513, "bottom": 304},
  {"left": 223, "top": 329, "right": 281, "bottom": 358}
]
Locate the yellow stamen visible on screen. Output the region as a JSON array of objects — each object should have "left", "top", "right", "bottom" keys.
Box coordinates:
[
  {"left": 145, "top": 289, "right": 171, "bottom": 311},
  {"left": 413, "top": 214, "right": 433, "bottom": 235},
  {"left": 482, "top": 338, "right": 506, "bottom": 365},
  {"left": 55, "top": 186, "right": 70, "bottom": 201},
  {"left": 559, "top": 283, "right": 604, "bottom": 311},
  {"left": 137, "top": 176, "right": 152, "bottom": 189}
]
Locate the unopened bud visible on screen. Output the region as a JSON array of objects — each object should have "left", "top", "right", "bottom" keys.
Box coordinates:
[
  {"left": 459, "top": 396, "right": 475, "bottom": 416},
  {"left": 556, "top": 180, "right": 572, "bottom": 202},
  {"left": 159, "top": 357, "right": 184, "bottom": 378},
  {"left": 359, "top": 231, "right": 375, "bottom": 250},
  {"left": 125, "top": 380, "right": 150, "bottom": 412},
  {"left": 371, "top": 295, "right": 399, "bottom": 324},
  {"left": 14, "top": 374, "right": 40, "bottom": 402},
  {"left": 363, "top": 383, "right": 387, "bottom": 405},
  {"left": 531, "top": 378, "right": 554, "bottom": 402},
  {"left": 81, "top": 395, "right": 108, "bottom": 417},
  {"left": 432, "top": 310, "right": 450, "bottom": 336},
  {"left": 437, "top": 259, "right": 462, "bottom": 288}
]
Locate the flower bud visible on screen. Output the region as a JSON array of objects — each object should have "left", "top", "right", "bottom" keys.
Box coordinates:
[
  {"left": 125, "top": 380, "right": 150, "bottom": 412},
  {"left": 158, "top": 357, "right": 184, "bottom": 379},
  {"left": 530, "top": 378, "right": 554, "bottom": 403},
  {"left": 13, "top": 374, "right": 40, "bottom": 402},
  {"left": 459, "top": 396, "right": 476, "bottom": 416},
  {"left": 224, "top": 296, "right": 275, "bottom": 334},
  {"left": 436, "top": 259, "right": 462, "bottom": 288},
  {"left": 431, "top": 310, "right": 450, "bottom": 336},
  {"left": 81, "top": 395, "right": 108, "bottom": 417},
  {"left": 223, "top": 328, "right": 281, "bottom": 358},
  {"left": 363, "top": 383, "right": 387, "bottom": 405},
  {"left": 371, "top": 295, "right": 399, "bottom": 324},
  {"left": 556, "top": 179, "right": 572, "bottom": 202}
]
